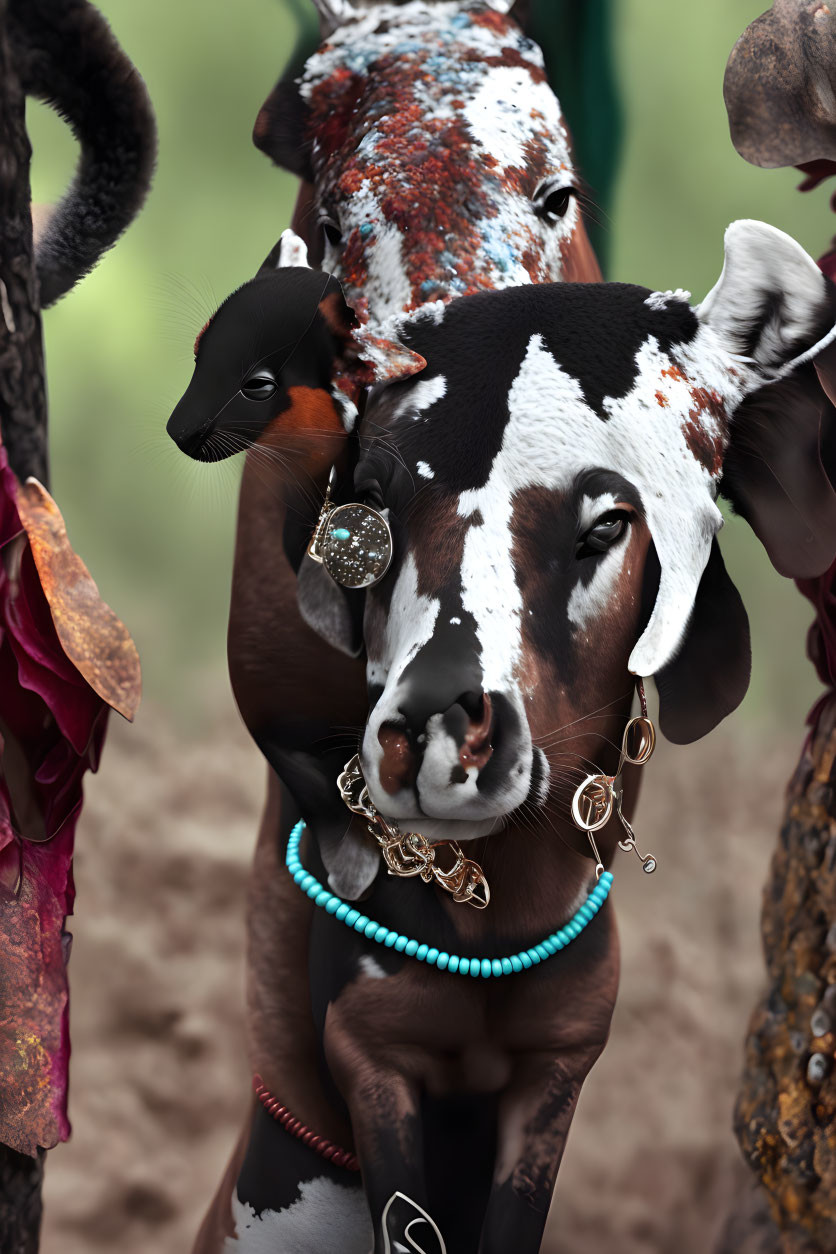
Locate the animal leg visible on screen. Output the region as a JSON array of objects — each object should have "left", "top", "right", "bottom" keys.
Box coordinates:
[
  {"left": 477, "top": 1046, "right": 601, "bottom": 1254},
  {"left": 338, "top": 1068, "right": 446, "bottom": 1254}
]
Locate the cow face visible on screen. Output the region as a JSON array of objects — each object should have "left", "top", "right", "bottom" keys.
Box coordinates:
[
  {"left": 300, "top": 222, "right": 836, "bottom": 867},
  {"left": 255, "top": 1, "right": 600, "bottom": 346}
]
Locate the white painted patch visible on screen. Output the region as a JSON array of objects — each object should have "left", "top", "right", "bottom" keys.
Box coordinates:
[
  {"left": 416, "top": 461, "right": 434, "bottom": 480},
  {"left": 225, "top": 1180, "right": 371, "bottom": 1253},
  {"left": 463, "top": 67, "right": 562, "bottom": 171},
  {"left": 358, "top": 954, "right": 388, "bottom": 980},
  {"left": 449, "top": 616, "right": 461, "bottom": 625}
]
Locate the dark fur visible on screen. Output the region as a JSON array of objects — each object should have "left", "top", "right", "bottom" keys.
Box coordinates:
[{"left": 8, "top": 0, "right": 156, "bottom": 306}]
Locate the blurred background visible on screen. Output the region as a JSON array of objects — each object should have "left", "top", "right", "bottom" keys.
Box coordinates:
[{"left": 27, "top": 0, "right": 831, "bottom": 1249}]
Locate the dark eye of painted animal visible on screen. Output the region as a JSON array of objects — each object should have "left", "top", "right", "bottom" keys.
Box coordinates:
[
  {"left": 533, "top": 179, "right": 576, "bottom": 223},
  {"left": 576, "top": 509, "right": 631, "bottom": 558}
]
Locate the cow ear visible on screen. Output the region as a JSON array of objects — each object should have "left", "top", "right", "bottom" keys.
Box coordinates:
[
  {"left": 696, "top": 220, "right": 836, "bottom": 375},
  {"left": 653, "top": 539, "right": 751, "bottom": 744},
  {"left": 254, "top": 76, "right": 313, "bottom": 180}
]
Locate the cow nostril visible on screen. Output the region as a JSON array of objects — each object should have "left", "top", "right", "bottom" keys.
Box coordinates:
[
  {"left": 377, "top": 722, "right": 418, "bottom": 796},
  {"left": 458, "top": 691, "right": 484, "bottom": 721},
  {"left": 459, "top": 692, "right": 494, "bottom": 772}
]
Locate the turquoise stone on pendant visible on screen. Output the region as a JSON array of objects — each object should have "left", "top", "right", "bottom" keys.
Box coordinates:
[
  {"left": 285, "top": 821, "right": 613, "bottom": 979},
  {"left": 331, "top": 527, "right": 351, "bottom": 541}
]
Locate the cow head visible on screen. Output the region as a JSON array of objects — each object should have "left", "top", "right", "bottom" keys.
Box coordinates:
[{"left": 301, "top": 222, "right": 836, "bottom": 890}]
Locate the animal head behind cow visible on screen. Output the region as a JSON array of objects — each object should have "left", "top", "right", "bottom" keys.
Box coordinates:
[
  {"left": 289, "top": 220, "right": 836, "bottom": 892},
  {"left": 254, "top": 0, "right": 601, "bottom": 362}
]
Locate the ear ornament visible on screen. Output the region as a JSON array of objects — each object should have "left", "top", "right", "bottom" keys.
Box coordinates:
[
  {"left": 570, "top": 680, "right": 658, "bottom": 876},
  {"left": 307, "top": 466, "right": 393, "bottom": 590}
]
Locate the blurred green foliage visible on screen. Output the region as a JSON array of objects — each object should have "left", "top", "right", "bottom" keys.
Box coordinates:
[{"left": 25, "top": 0, "right": 830, "bottom": 732}]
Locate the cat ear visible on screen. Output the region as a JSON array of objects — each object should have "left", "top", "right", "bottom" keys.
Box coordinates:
[{"left": 258, "top": 229, "right": 310, "bottom": 274}]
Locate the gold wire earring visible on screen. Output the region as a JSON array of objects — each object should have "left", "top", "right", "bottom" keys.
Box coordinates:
[{"left": 570, "top": 680, "right": 658, "bottom": 876}]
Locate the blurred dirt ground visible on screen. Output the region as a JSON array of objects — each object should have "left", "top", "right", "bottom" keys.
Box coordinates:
[{"left": 38, "top": 694, "right": 797, "bottom": 1253}]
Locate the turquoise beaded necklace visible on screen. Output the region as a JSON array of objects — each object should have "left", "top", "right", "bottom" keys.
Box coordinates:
[{"left": 286, "top": 819, "right": 613, "bottom": 979}]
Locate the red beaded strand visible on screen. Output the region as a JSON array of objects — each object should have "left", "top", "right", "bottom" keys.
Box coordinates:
[{"left": 252, "top": 1075, "right": 360, "bottom": 1172}]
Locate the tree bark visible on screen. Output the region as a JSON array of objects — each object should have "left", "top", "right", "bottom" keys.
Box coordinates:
[
  {"left": 0, "top": 0, "right": 48, "bottom": 1244},
  {"left": 734, "top": 690, "right": 836, "bottom": 1252},
  {"left": 0, "top": 0, "right": 48, "bottom": 486}
]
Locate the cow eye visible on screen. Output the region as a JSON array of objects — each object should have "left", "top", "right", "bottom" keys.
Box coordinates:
[
  {"left": 576, "top": 510, "right": 630, "bottom": 558},
  {"left": 241, "top": 373, "right": 277, "bottom": 401},
  {"left": 533, "top": 181, "right": 576, "bottom": 223}
]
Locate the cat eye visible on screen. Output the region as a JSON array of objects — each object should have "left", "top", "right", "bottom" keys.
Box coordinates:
[
  {"left": 241, "top": 373, "right": 277, "bottom": 401},
  {"left": 533, "top": 181, "right": 576, "bottom": 223},
  {"left": 576, "top": 510, "right": 630, "bottom": 559}
]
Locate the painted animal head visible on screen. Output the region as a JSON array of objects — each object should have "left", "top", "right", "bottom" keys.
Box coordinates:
[
  {"left": 254, "top": 0, "right": 600, "bottom": 348},
  {"left": 166, "top": 233, "right": 359, "bottom": 472},
  {"left": 300, "top": 221, "right": 836, "bottom": 888}
]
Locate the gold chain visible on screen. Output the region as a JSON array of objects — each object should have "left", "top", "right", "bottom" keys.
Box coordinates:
[{"left": 337, "top": 755, "right": 490, "bottom": 910}]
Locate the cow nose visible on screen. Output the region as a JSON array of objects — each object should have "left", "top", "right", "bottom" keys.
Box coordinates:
[{"left": 377, "top": 691, "right": 494, "bottom": 796}]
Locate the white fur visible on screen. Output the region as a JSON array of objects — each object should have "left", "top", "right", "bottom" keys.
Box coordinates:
[
  {"left": 225, "top": 1181, "right": 371, "bottom": 1253},
  {"left": 277, "top": 229, "right": 310, "bottom": 269},
  {"left": 698, "top": 220, "right": 828, "bottom": 369}
]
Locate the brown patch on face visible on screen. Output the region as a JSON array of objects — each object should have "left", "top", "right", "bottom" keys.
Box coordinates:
[
  {"left": 655, "top": 390, "right": 669, "bottom": 408},
  {"left": 684, "top": 385, "right": 728, "bottom": 476},
  {"left": 258, "top": 385, "right": 346, "bottom": 478},
  {"left": 558, "top": 221, "right": 603, "bottom": 283},
  {"left": 406, "top": 491, "right": 469, "bottom": 599}
]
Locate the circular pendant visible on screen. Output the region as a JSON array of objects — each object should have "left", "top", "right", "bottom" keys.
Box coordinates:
[{"left": 321, "top": 503, "right": 393, "bottom": 589}]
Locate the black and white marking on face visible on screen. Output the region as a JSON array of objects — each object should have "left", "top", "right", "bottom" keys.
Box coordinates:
[{"left": 292, "top": 223, "right": 836, "bottom": 833}]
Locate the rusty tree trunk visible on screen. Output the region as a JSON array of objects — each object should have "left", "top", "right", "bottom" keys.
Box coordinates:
[
  {"left": 734, "top": 689, "right": 836, "bottom": 1253},
  {"left": 0, "top": 0, "right": 48, "bottom": 1246}
]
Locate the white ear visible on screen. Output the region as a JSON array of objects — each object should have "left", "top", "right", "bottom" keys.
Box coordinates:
[
  {"left": 277, "top": 229, "right": 309, "bottom": 270},
  {"left": 697, "top": 220, "right": 835, "bottom": 373}
]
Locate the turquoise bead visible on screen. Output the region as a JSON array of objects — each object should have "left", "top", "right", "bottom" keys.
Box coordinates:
[
  {"left": 285, "top": 819, "right": 613, "bottom": 980},
  {"left": 359, "top": 222, "right": 373, "bottom": 238},
  {"left": 331, "top": 527, "right": 351, "bottom": 541}
]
